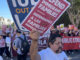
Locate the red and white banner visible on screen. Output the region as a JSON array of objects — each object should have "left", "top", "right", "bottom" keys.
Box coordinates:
[
  {"left": 22, "top": 0, "right": 70, "bottom": 35},
  {"left": 62, "top": 36, "right": 80, "bottom": 50}
]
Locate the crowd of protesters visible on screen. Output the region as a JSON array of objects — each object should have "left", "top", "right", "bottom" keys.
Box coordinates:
[
  {"left": 0, "top": 28, "right": 30, "bottom": 60},
  {"left": 50, "top": 25, "right": 80, "bottom": 37},
  {"left": 50, "top": 25, "right": 80, "bottom": 55},
  {"left": 0, "top": 30, "right": 12, "bottom": 60},
  {"left": 0, "top": 24, "right": 80, "bottom": 60}
]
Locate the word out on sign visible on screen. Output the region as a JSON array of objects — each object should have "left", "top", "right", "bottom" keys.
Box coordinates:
[{"left": 7, "top": 0, "right": 38, "bottom": 30}]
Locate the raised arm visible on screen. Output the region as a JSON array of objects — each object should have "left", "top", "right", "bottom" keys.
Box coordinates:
[{"left": 30, "top": 30, "right": 41, "bottom": 60}]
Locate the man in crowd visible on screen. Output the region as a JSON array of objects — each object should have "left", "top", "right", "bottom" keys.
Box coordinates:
[
  {"left": 13, "top": 30, "right": 29, "bottom": 60},
  {"left": 30, "top": 30, "right": 68, "bottom": 60}
]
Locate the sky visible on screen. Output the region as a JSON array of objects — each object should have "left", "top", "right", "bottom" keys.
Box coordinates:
[{"left": 0, "top": 0, "right": 13, "bottom": 20}]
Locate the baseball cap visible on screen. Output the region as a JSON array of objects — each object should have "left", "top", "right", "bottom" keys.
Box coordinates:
[{"left": 16, "top": 30, "right": 21, "bottom": 33}]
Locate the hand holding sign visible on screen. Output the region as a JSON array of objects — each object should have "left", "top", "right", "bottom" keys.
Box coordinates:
[{"left": 30, "top": 30, "right": 40, "bottom": 41}]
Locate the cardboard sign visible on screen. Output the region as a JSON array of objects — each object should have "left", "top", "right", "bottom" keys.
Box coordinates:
[
  {"left": 7, "top": 0, "right": 38, "bottom": 30},
  {"left": 22, "top": 0, "right": 70, "bottom": 35},
  {"left": 57, "top": 25, "right": 60, "bottom": 30},
  {"left": 60, "top": 24, "right": 64, "bottom": 28},
  {"left": 69, "top": 25, "right": 74, "bottom": 30},
  {"left": 74, "top": 27, "right": 78, "bottom": 31}
]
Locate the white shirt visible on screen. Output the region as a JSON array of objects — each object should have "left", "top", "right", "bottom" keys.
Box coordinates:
[
  {"left": 0, "top": 56, "right": 3, "bottom": 60},
  {"left": 6, "top": 37, "right": 11, "bottom": 44},
  {"left": 6, "top": 37, "right": 11, "bottom": 47},
  {"left": 38, "top": 48, "right": 68, "bottom": 60}
]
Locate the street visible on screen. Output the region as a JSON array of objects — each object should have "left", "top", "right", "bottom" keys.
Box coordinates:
[
  {"left": 3, "top": 56, "right": 30, "bottom": 60},
  {"left": 3, "top": 50, "right": 80, "bottom": 60},
  {"left": 68, "top": 51, "right": 80, "bottom": 60}
]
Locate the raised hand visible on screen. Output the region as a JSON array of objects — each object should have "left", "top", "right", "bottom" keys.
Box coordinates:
[{"left": 30, "top": 30, "right": 40, "bottom": 41}]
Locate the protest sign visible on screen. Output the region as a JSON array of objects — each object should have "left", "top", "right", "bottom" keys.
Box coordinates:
[
  {"left": 57, "top": 25, "right": 60, "bottom": 30},
  {"left": 60, "top": 24, "right": 64, "bottom": 28},
  {"left": 22, "top": 0, "right": 70, "bottom": 35},
  {"left": 62, "top": 36, "right": 80, "bottom": 50},
  {"left": 7, "top": 0, "right": 38, "bottom": 30},
  {"left": 69, "top": 25, "right": 74, "bottom": 30}
]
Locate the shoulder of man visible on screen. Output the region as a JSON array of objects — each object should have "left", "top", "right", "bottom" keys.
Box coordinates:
[
  {"left": 61, "top": 51, "right": 67, "bottom": 56},
  {"left": 13, "top": 37, "right": 21, "bottom": 46},
  {"left": 38, "top": 48, "right": 48, "bottom": 57},
  {"left": 16, "top": 37, "right": 22, "bottom": 41},
  {"left": 60, "top": 51, "right": 68, "bottom": 59}
]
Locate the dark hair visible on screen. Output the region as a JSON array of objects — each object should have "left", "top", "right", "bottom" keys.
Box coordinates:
[
  {"left": 6, "top": 33, "right": 10, "bottom": 37},
  {"left": 16, "top": 30, "right": 21, "bottom": 33},
  {"left": 48, "top": 33, "right": 62, "bottom": 47}
]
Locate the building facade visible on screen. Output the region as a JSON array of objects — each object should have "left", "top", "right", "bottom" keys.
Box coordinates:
[{"left": 0, "top": 17, "right": 13, "bottom": 26}]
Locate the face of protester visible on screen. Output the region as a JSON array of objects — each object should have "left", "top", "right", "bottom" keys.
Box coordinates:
[
  {"left": 9, "top": 33, "right": 11, "bottom": 37},
  {"left": 49, "top": 37, "right": 63, "bottom": 53},
  {"left": 52, "top": 30, "right": 56, "bottom": 34},
  {"left": 16, "top": 33, "right": 21, "bottom": 37}
]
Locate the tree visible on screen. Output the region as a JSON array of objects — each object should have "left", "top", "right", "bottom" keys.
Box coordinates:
[
  {"left": 54, "top": 12, "right": 71, "bottom": 27},
  {"left": 67, "top": 0, "right": 80, "bottom": 28}
]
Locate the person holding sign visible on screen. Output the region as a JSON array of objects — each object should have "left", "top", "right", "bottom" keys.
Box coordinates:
[{"left": 30, "top": 30, "right": 68, "bottom": 60}]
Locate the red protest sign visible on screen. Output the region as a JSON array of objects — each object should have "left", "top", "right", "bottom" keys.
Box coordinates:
[
  {"left": 62, "top": 36, "right": 80, "bottom": 50},
  {"left": 22, "top": 0, "right": 70, "bottom": 35}
]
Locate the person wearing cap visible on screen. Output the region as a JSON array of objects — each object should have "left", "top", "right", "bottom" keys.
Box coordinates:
[
  {"left": 13, "top": 30, "right": 28, "bottom": 60},
  {"left": 30, "top": 30, "right": 68, "bottom": 60}
]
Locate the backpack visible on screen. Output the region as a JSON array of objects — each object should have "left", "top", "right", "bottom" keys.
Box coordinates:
[{"left": 18, "top": 36, "right": 30, "bottom": 54}]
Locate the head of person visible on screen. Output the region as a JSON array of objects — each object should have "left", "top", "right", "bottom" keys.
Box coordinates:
[
  {"left": 48, "top": 33, "right": 62, "bottom": 54},
  {"left": 51, "top": 29, "right": 57, "bottom": 34},
  {"left": 16, "top": 30, "right": 21, "bottom": 36},
  {"left": 6, "top": 32, "right": 11, "bottom": 37}
]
